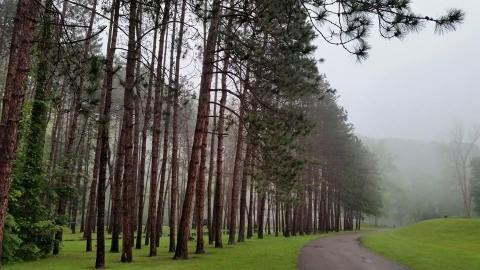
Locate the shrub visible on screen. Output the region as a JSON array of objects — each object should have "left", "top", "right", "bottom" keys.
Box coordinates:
[{"left": 2, "top": 214, "right": 23, "bottom": 264}]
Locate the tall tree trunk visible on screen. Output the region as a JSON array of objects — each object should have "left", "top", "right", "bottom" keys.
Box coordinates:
[
  {"left": 56, "top": 29, "right": 78, "bottom": 250},
  {"left": 12, "top": 0, "right": 53, "bottom": 247},
  {"left": 83, "top": 132, "right": 92, "bottom": 225},
  {"left": 275, "top": 194, "right": 280, "bottom": 237},
  {"left": 327, "top": 185, "right": 333, "bottom": 232},
  {"left": 300, "top": 192, "right": 306, "bottom": 235},
  {"left": 306, "top": 180, "right": 313, "bottom": 234},
  {"left": 168, "top": 0, "right": 183, "bottom": 251},
  {"left": 80, "top": 178, "right": 87, "bottom": 233},
  {"left": 131, "top": 90, "right": 140, "bottom": 246},
  {"left": 160, "top": 161, "right": 170, "bottom": 231},
  {"left": 156, "top": 2, "right": 175, "bottom": 248},
  {"left": 257, "top": 192, "right": 266, "bottom": 239},
  {"left": 85, "top": 135, "right": 99, "bottom": 250},
  {"left": 212, "top": 38, "right": 230, "bottom": 249},
  {"left": 169, "top": 55, "right": 179, "bottom": 253},
  {"left": 83, "top": 0, "right": 101, "bottom": 249},
  {"left": 228, "top": 104, "right": 245, "bottom": 244},
  {"left": 284, "top": 202, "right": 291, "bottom": 237},
  {"left": 238, "top": 142, "right": 252, "bottom": 242},
  {"left": 173, "top": 0, "right": 221, "bottom": 259},
  {"left": 130, "top": 4, "right": 143, "bottom": 247},
  {"left": 147, "top": 0, "right": 171, "bottom": 256},
  {"left": 109, "top": 20, "right": 126, "bottom": 258},
  {"left": 120, "top": 0, "right": 138, "bottom": 261},
  {"left": 110, "top": 68, "right": 126, "bottom": 254},
  {"left": 136, "top": 3, "right": 159, "bottom": 251},
  {"left": 266, "top": 193, "right": 271, "bottom": 235},
  {"left": 335, "top": 198, "right": 341, "bottom": 232},
  {"left": 320, "top": 179, "right": 327, "bottom": 232},
  {"left": 313, "top": 173, "right": 319, "bottom": 234},
  {"left": 246, "top": 175, "right": 254, "bottom": 239},
  {"left": 71, "top": 131, "right": 87, "bottom": 234},
  {"left": 194, "top": 127, "right": 208, "bottom": 253},
  {"left": 292, "top": 204, "right": 297, "bottom": 236},
  {"left": 207, "top": 77, "right": 218, "bottom": 245},
  {"left": 95, "top": 0, "right": 120, "bottom": 265},
  {"left": 0, "top": 2, "right": 41, "bottom": 255},
  {"left": 48, "top": 109, "right": 62, "bottom": 173}
]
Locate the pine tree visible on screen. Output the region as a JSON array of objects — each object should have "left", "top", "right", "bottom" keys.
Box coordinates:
[{"left": 0, "top": 0, "right": 42, "bottom": 259}]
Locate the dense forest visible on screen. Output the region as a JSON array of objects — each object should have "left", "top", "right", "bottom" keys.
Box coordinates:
[{"left": 0, "top": 0, "right": 463, "bottom": 267}]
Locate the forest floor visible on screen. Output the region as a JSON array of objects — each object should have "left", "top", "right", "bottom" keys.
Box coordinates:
[
  {"left": 3, "top": 229, "right": 321, "bottom": 270},
  {"left": 298, "top": 233, "right": 408, "bottom": 270},
  {"left": 363, "top": 218, "right": 480, "bottom": 270}
]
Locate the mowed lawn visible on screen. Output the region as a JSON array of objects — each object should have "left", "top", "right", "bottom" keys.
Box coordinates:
[
  {"left": 363, "top": 219, "right": 480, "bottom": 270},
  {"left": 4, "top": 230, "right": 320, "bottom": 270}
]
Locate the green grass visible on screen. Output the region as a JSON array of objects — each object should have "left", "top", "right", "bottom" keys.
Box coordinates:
[
  {"left": 4, "top": 230, "right": 320, "bottom": 270},
  {"left": 363, "top": 218, "right": 480, "bottom": 270}
]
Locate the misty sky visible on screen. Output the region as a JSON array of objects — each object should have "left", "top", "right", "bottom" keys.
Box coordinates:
[{"left": 314, "top": 0, "right": 479, "bottom": 142}]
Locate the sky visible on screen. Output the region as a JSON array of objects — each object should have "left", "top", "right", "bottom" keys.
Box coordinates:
[{"left": 314, "top": 0, "right": 480, "bottom": 142}]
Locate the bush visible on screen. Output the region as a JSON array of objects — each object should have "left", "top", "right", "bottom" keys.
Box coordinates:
[
  {"left": 19, "top": 220, "right": 59, "bottom": 256},
  {"left": 2, "top": 214, "right": 23, "bottom": 264},
  {"left": 15, "top": 243, "right": 42, "bottom": 262},
  {"left": 1, "top": 214, "right": 59, "bottom": 264}
]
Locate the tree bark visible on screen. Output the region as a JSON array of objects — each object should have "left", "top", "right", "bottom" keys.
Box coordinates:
[
  {"left": 212, "top": 40, "right": 230, "bottom": 249},
  {"left": 0, "top": 5, "right": 42, "bottom": 255},
  {"left": 207, "top": 79, "right": 218, "bottom": 245},
  {"left": 275, "top": 194, "right": 280, "bottom": 236},
  {"left": 95, "top": 0, "right": 120, "bottom": 265},
  {"left": 13, "top": 0, "right": 54, "bottom": 245},
  {"left": 135, "top": 3, "right": 159, "bottom": 251},
  {"left": 238, "top": 141, "right": 252, "bottom": 242},
  {"left": 120, "top": 0, "right": 138, "bottom": 261},
  {"left": 111, "top": 116, "right": 125, "bottom": 252},
  {"left": 147, "top": 0, "right": 171, "bottom": 256},
  {"left": 257, "top": 192, "right": 266, "bottom": 239},
  {"left": 194, "top": 127, "right": 209, "bottom": 253},
  {"left": 173, "top": 0, "right": 221, "bottom": 259},
  {"left": 130, "top": 5, "right": 143, "bottom": 248},
  {"left": 156, "top": 1, "right": 175, "bottom": 248},
  {"left": 228, "top": 103, "right": 245, "bottom": 244},
  {"left": 307, "top": 179, "right": 313, "bottom": 234}
]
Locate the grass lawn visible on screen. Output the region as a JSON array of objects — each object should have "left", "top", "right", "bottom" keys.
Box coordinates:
[
  {"left": 363, "top": 218, "right": 480, "bottom": 270},
  {"left": 4, "top": 230, "right": 320, "bottom": 270}
]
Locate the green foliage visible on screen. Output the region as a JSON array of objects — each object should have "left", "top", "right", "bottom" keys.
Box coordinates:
[
  {"left": 16, "top": 221, "right": 59, "bottom": 258},
  {"left": 303, "top": 0, "right": 464, "bottom": 60},
  {"left": 6, "top": 2, "right": 57, "bottom": 260},
  {"left": 2, "top": 214, "right": 59, "bottom": 264},
  {"left": 341, "top": 141, "right": 383, "bottom": 216},
  {"left": 1, "top": 214, "right": 22, "bottom": 264},
  {"left": 232, "top": 0, "right": 323, "bottom": 201},
  {"left": 7, "top": 99, "right": 57, "bottom": 261},
  {"left": 300, "top": 89, "right": 383, "bottom": 216},
  {"left": 227, "top": 0, "right": 384, "bottom": 215}
]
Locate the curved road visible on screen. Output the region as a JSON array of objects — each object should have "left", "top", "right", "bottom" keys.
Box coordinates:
[{"left": 298, "top": 233, "right": 409, "bottom": 270}]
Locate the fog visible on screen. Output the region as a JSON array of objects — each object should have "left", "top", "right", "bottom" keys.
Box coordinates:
[
  {"left": 364, "top": 137, "right": 477, "bottom": 226},
  {"left": 314, "top": 0, "right": 480, "bottom": 142},
  {"left": 311, "top": 1, "right": 480, "bottom": 225}
]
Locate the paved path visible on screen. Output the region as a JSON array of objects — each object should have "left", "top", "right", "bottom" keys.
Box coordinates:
[{"left": 298, "top": 233, "right": 409, "bottom": 270}]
